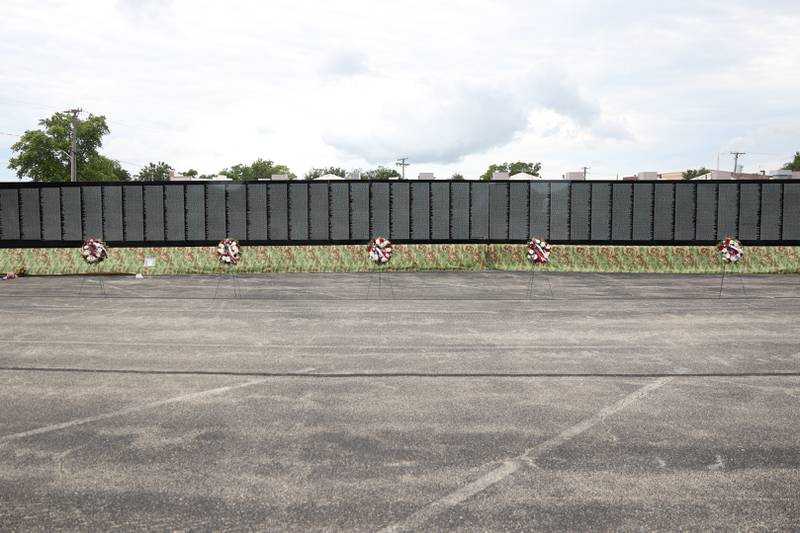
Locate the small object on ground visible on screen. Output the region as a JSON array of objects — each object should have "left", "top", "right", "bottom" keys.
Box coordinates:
[
  {"left": 719, "top": 238, "right": 743, "bottom": 263},
  {"left": 2, "top": 272, "right": 17, "bottom": 280},
  {"left": 217, "top": 239, "right": 241, "bottom": 265},
  {"left": 368, "top": 237, "right": 392, "bottom": 265},
  {"left": 135, "top": 273, "right": 144, "bottom": 279},
  {"left": 81, "top": 239, "right": 108, "bottom": 264},
  {"left": 144, "top": 256, "right": 156, "bottom": 268},
  {"left": 527, "top": 238, "right": 551, "bottom": 263}
]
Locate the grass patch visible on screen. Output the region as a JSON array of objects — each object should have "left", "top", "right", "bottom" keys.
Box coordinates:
[{"left": 2, "top": 245, "right": 799, "bottom": 275}]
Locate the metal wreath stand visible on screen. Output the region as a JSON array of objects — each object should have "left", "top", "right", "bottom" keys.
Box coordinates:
[
  {"left": 78, "top": 273, "right": 108, "bottom": 298},
  {"left": 78, "top": 239, "right": 109, "bottom": 298},
  {"left": 367, "top": 238, "right": 394, "bottom": 300},
  {"left": 214, "top": 239, "right": 242, "bottom": 299},
  {"left": 526, "top": 238, "right": 553, "bottom": 300},
  {"left": 718, "top": 239, "right": 747, "bottom": 299}
]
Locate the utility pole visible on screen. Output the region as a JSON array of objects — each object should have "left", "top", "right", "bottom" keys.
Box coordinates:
[
  {"left": 395, "top": 157, "right": 410, "bottom": 180},
  {"left": 66, "top": 108, "right": 82, "bottom": 182},
  {"left": 582, "top": 166, "right": 590, "bottom": 180},
  {"left": 730, "top": 151, "right": 745, "bottom": 176}
]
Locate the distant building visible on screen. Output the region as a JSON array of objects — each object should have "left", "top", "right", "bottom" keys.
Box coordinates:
[
  {"left": 313, "top": 173, "right": 345, "bottom": 180},
  {"left": 656, "top": 171, "right": 685, "bottom": 181},
  {"left": 491, "top": 171, "right": 509, "bottom": 180},
  {"left": 418, "top": 172, "right": 435, "bottom": 180},
  {"left": 270, "top": 174, "right": 290, "bottom": 181},
  {"left": 636, "top": 171, "right": 659, "bottom": 180},
  {"left": 769, "top": 169, "right": 800, "bottom": 179},
  {"left": 691, "top": 170, "right": 768, "bottom": 180},
  {"left": 170, "top": 172, "right": 229, "bottom": 182},
  {"left": 509, "top": 172, "right": 540, "bottom": 180},
  {"left": 564, "top": 171, "right": 586, "bottom": 181}
]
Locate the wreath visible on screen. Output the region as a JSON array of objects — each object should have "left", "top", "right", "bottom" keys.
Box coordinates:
[
  {"left": 81, "top": 239, "right": 108, "bottom": 264},
  {"left": 217, "top": 239, "right": 241, "bottom": 265},
  {"left": 3, "top": 266, "right": 26, "bottom": 280},
  {"left": 368, "top": 237, "right": 393, "bottom": 265},
  {"left": 527, "top": 238, "right": 551, "bottom": 264},
  {"left": 718, "top": 238, "right": 744, "bottom": 263}
]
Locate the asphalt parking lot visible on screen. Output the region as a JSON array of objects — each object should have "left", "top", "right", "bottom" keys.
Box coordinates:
[{"left": 1, "top": 272, "right": 799, "bottom": 531}]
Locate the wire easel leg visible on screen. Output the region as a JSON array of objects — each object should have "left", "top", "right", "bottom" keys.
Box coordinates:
[
  {"left": 719, "top": 264, "right": 727, "bottom": 299},
  {"left": 737, "top": 270, "right": 747, "bottom": 297},
  {"left": 385, "top": 272, "right": 395, "bottom": 299},
  {"left": 78, "top": 276, "right": 86, "bottom": 297},
  {"left": 365, "top": 272, "right": 374, "bottom": 299},
  {"left": 214, "top": 272, "right": 224, "bottom": 299},
  {"left": 99, "top": 277, "right": 107, "bottom": 298},
  {"left": 527, "top": 268, "right": 535, "bottom": 300},
  {"left": 232, "top": 273, "right": 241, "bottom": 299}
]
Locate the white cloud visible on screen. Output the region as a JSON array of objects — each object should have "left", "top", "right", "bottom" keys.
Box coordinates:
[
  {"left": 321, "top": 80, "right": 529, "bottom": 164},
  {"left": 320, "top": 50, "right": 370, "bottom": 77},
  {"left": 0, "top": 0, "right": 798, "bottom": 180},
  {"left": 322, "top": 72, "right": 633, "bottom": 165}
]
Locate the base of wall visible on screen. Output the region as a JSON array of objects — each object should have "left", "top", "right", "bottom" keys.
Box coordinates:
[{"left": 2, "top": 245, "right": 799, "bottom": 276}]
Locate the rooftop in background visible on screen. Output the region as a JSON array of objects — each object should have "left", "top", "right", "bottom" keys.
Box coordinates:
[
  {"left": 563, "top": 171, "right": 587, "bottom": 181},
  {"left": 508, "top": 172, "right": 542, "bottom": 181},
  {"left": 691, "top": 170, "right": 770, "bottom": 180},
  {"left": 622, "top": 169, "right": 800, "bottom": 181},
  {"left": 312, "top": 174, "right": 345, "bottom": 180},
  {"left": 169, "top": 173, "right": 230, "bottom": 181},
  {"left": 768, "top": 169, "right": 800, "bottom": 180},
  {"left": 657, "top": 172, "right": 685, "bottom": 181}
]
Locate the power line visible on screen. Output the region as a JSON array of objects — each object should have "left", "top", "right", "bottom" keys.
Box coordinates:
[
  {"left": 0, "top": 98, "right": 60, "bottom": 111},
  {"left": 66, "top": 108, "right": 82, "bottom": 182},
  {"left": 395, "top": 157, "right": 410, "bottom": 180},
  {"left": 1, "top": 128, "right": 143, "bottom": 169},
  {"left": 115, "top": 159, "right": 146, "bottom": 169},
  {"left": 730, "top": 151, "right": 745, "bottom": 175},
  {"left": 0, "top": 99, "right": 164, "bottom": 136}
]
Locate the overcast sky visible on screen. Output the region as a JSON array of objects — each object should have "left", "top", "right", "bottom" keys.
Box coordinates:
[{"left": 1, "top": 0, "right": 798, "bottom": 181}]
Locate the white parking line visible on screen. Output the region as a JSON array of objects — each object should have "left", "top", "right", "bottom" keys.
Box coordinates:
[
  {"left": 0, "top": 378, "right": 270, "bottom": 446},
  {"left": 377, "top": 377, "right": 673, "bottom": 533},
  {"left": 0, "top": 339, "right": 626, "bottom": 350}
]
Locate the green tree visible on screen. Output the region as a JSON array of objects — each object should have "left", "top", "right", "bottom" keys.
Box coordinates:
[
  {"left": 220, "top": 158, "right": 296, "bottom": 180},
  {"left": 782, "top": 152, "right": 800, "bottom": 171},
  {"left": 137, "top": 161, "right": 173, "bottom": 181},
  {"left": 361, "top": 166, "right": 400, "bottom": 180},
  {"left": 83, "top": 156, "right": 131, "bottom": 182},
  {"left": 479, "top": 161, "right": 541, "bottom": 180},
  {"left": 8, "top": 111, "right": 119, "bottom": 182},
  {"left": 183, "top": 168, "right": 198, "bottom": 178},
  {"left": 218, "top": 164, "right": 248, "bottom": 181},
  {"left": 304, "top": 166, "right": 347, "bottom": 180},
  {"left": 451, "top": 173, "right": 465, "bottom": 181},
  {"left": 682, "top": 167, "right": 711, "bottom": 180}
]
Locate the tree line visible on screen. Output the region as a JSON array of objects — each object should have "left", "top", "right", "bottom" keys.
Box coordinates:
[
  {"left": 9, "top": 111, "right": 798, "bottom": 183},
  {"left": 8, "top": 111, "right": 544, "bottom": 183}
]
